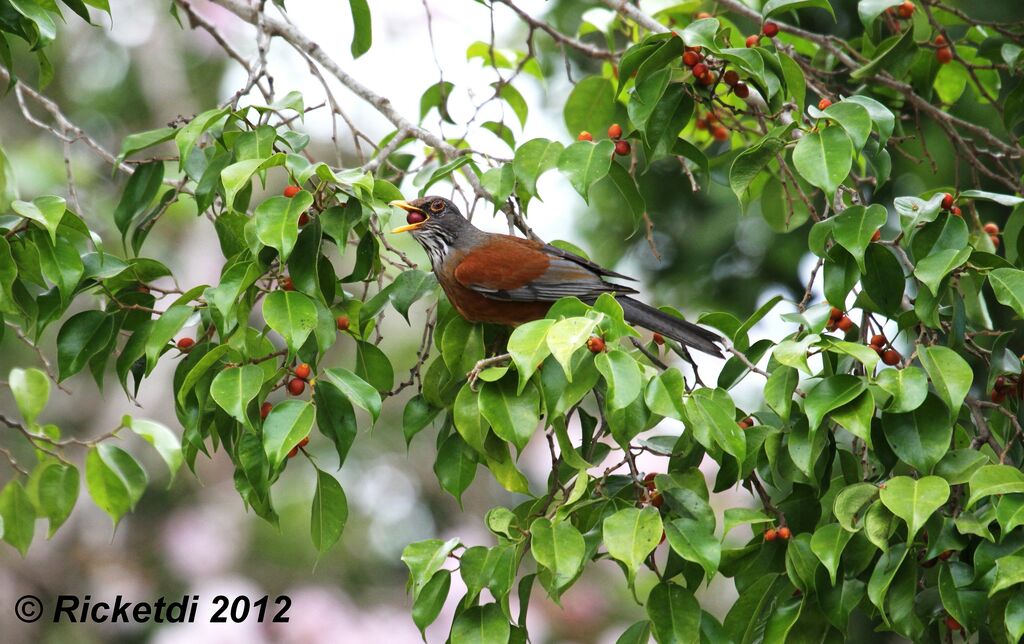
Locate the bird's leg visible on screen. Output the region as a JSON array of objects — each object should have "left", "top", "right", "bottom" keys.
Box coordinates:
[{"left": 467, "top": 352, "right": 512, "bottom": 390}]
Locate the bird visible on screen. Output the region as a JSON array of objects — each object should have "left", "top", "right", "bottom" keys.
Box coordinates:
[{"left": 389, "top": 196, "right": 723, "bottom": 357}]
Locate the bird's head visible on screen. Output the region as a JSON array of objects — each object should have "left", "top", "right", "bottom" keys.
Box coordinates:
[{"left": 390, "top": 196, "right": 472, "bottom": 263}]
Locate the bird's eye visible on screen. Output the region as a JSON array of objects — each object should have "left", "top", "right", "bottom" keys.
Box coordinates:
[{"left": 430, "top": 199, "right": 445, "bottom": 213}]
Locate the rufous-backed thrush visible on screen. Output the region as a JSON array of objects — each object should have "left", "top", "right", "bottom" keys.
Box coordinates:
[{"left": 390, "top": 196, "right": 722, "bottom": 357}]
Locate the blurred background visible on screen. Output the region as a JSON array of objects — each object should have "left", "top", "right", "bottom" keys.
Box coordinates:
[{"left": 1, "top": 0, "right": 1023, "bottom": 642}]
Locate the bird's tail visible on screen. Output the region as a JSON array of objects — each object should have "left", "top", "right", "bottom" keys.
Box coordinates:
[{"left": 618, "top": 296, "right": 723, "bottom": 358}]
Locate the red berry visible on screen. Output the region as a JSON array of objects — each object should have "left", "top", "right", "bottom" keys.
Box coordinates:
[
  {"left": 984, "top": 222, "right": 1000, "bottom": 234},
  {"left": 614, "top": 140, "right": 631, "bottom": 156},
  {"left": 608, "top": 123, "right": 623, "bottom": 140},
  {"left": 950, "top": 206, "right": 962, "bottom": 217},
  {"left": 406, "top": 211, "right": 427, "bottom": 225},
  {"left": 723, "top": 70, "right": 740, "bottom": 86},
  {"left": 336, "top": 315, "right": 350, "bottom": 331},
  {"left": 298, "top": 436, "right": 310, "bottom": 448},
  {"left": 260, "top": 402, "right": 273, "bottom": 420},
  {"left": 992, "top": 388, "right": 1007, "bottom": 403},
  {"left": 991, "top": 235, "right": 1001, "bottom": 248},
  {"left": 650, "top": 492, "right": 664, "bottom": 508},
  {"left": 700, "top": 72, "right": 717, "bottom": 86},
  {"left": 897, "top": 1, "right": 914, "bottom": 18},
  {"left": 945, "top": 615, "right": 961, "bottom": 631},
  {"left": 578, "top": 131, "right": 593, "bottom": 142},
  {"left": 176, "top": 337, "right": 195, "bottom": 350},
  {"left": 298, "top": 213, "right": 310, "bottom": 226},
  {"left": 871, "top": 229, "right": 881, "bottom": 242},
  {"left": 733, "top": 82, "right": 750, "bottom": 99},
  {"left": 738, "top": 417, "right": 753, "bottom": 429},
  {"left": 935, "top": 35, "right": 947, "bottom": 46},
  {"left": 818, "top": 98, "right": 832, "bottom": 110},
  {"left": 745, "top": 34, "right": 760, "bottom": 48},
  {"left": 692, "top": 62, "right": 708, "bottom": 78},
  {"left": 652, "top": 332, "right": 664, "bottom": 346},
  {"left": 294, "top": 363, "right": 311, "bottom": 380},
  {"left": 996, "top": 376, "right": 1008, "bottom": 390},
  {"left": 683, "top": 51, "right": 700, "bottom": 67},
  {"left": 695, "top": 118, "right": 708, "bottom": 130},
  {"left": 287, "top": 378, "right": 306, "bottom": 396},
  {"left": 938, "top": 550, "right": 953, "bottom": 561},
  {"left": 712, "top": 126, "right": 729, "bottom": 141},
  {"left": 587, "top": 336, "right": 606, "bottom": 353},
  {"left": 778, "top": 526, "right": 791, "bottom": 540},
  {"left": 870, "top": 334, "right": 886, "bottom": 348},
  {"left": 644, "top": 472, "right": 657, "bottom": 487},
  {"left": 762, "top": 21, "right": 779, "bottom": 38},
  {"left": 283, "top": 185, "right": 301, "bottom": 198},
  {"left": 830, "top": 306, "right": 844, "bottom": 321},
  {"left": 281, "top": 277, "right": 295, "bottom": 291},
  {"left": 288, "top": 446, "right": 299, "bottom": 458},
  {"left": 941, "top": 193, "right": 955, "bottom": 210},
  {"left": 882, "top": 349, "right": 901, "bottom": 366},
  {"left": 837, "top": 316, "right": 854, "bottom": 332},
  {"left": 764, "top": 528, "right": 778, "bottom": 542},
  {"left": 936, "top": 47, "right": 953, "bottom": 64},
  {"left": 696, "top": 11, "right": 711, "bottom": 19}
]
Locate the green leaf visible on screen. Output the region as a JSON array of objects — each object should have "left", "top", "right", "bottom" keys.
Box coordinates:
[
  {"left": 596, "top": 349, "right": 643, "bottom": 412},
  {"left": 507, "top": 318, "right": 554, "bottom": 392},
  {"left": 210, "top": 365, "right": 263, "bottom": 426},
  {"left": 402, "top": 537, "right": 461, "bottom": 595},
  {"left": 730, "top": 136, "right": 784, "bottom": 204},
  {"left": 113, "top": 162, "right": 164, "bottom": 245},
  {"left": 762, "top": 0, "right": 836, "bottom": 20},
  {"left": 792, "top": 127, "right": 853, "bottom": 195},
  {"left": 513, "top": 138, "right": 564, "bottom": 199},
  {"left": 810, "top": 523, "right": 854, "bottom": 585},
  {"left": 175, "top": 107, "right": 228, "bottom": 167},
  {"left": 664, "top": 517, "right": 720, "bottom": 580},
  {"left": 603, "top": 506, "right": 662, "bottom": 586},
  {"left": 0, "top": 480, "right": 34, "bottom": 556},
  {"left": 412, "top": 570, "right": 451, "bottom": 636},
  {"left": 12, "top": 195, "right": 66, "bottom": 245},
  {"left": 914, "top": 247, "right": 971, "bottom": 296},
  {"left": 599, "top": 162, "right": 645, "bottom": 222},
  {"left": 255, "top": 192, "right": 314, "bottom": 262},
  {"left": 57, "top": 310, "right": 116, "bottom": 381},
  {"left": 814, "top": 101, "right": 872, "bottom": 149},
  {"left": 880, "top": 475, "right": 950, "bottom": 537},
  {"left": 723, "top": 508, "right": 773, "bottom": 537},
  {"left": 684, "top": 389, "right": 746, "bottom": 462},
  {"left": 479, "top": 379, "right": 540, "bottom": 453},
  {"left": 347, "top": 0, "right": 372, "bottom": 58},
  {"left": 646, "top": 582, "right": 701, "bottom": 643},
  {"left": 989, "top": 268, "right": 1024, "bottom": 318},
  {"left": 434, "top": 434, "right": 477, "bottom": 503},
  {"left": 35, "top": 462, "right": 78, "bottom": 538},
  {"left": 117, "top": 127, "right": 176, "bottom": 164},
  {"left": 263, "top": 400, "right": 315, "bottom": 467},
  {"left": 918, "top": 345, "right": 973, "bottom": 417},
  {"left": 311, "top": 468, "right": 348, "bottom": 553},
  {"left": 876, "top": 366, "right": 928, "bottom": 413},
  {"left": 992, "top": 556, "right": 1024, "bottom": 596},
  {"left": 967, "top": 465, "right": 1024, "bottom": 509},
  {"left": 804, "top": 375, "right": 865, "bottom": 432},
  {"left": 85, "top": 444, "right": 147, "bottom": 526},
  {"left": 960, "top": 189, "right": 1024, "bottom": 207},
  {"left": 644, "top": 83, "right": 693, "bottom": 157},
  {"left": 324, "top": 367, "right": 382, "bottom": 423},
  {"left": 881, "top": 394, "right": 951, "bottom": 474},
  {"left": 867, "top": 543, "right": 908, "bottom": 611},
  {"left": 557, "top": 140, "right": 615, "bottom": 202},
  {"left": 546, "top": 316, "right": 599, "bottom": 378},
  {"left": 9, "top": 367, "right": 49, "bottom": 424},
  {"left": 450, "top": 604, "right": 510, "bottom": 644},
  {"left": 221, "top": 154, "right": 285, "bottom": 208},
  {"left": 263, "top": 290, "right": 317, "bottom": 353},
  {"left": 831, "top": 204, "right": 887, "bottom": 272},
  {"left": 144, "top": 304, "right": 192, "bottom": 374},
  {"left": 531, "top": 518, "right": 586, "bottom": 595},
  {"left": 563, "top": 76, "right": 616, "bottom": 139},
  {"left": 354, "top": 341, "right": 394, "bottom": 392},
  {"left": 833, "top": 483, "right": 878, "bottom": 531},
  {"left": 125, "top": 417, "right": 182, "bottom": 484}
]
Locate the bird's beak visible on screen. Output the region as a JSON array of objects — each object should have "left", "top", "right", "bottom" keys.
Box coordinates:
[{"left": 389, "top": 200, "right": 428, "bottom": 233}]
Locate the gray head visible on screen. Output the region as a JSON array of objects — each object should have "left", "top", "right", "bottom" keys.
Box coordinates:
[{"left": 390, "top": 196, "right": 478, "bottom": 267}]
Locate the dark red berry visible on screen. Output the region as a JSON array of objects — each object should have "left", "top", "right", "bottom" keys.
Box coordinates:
[
  {"left": 682, "top": 51, "right": 700, "bottom": 67},
  {"left": 652, "top": 332, "right": 664, "bottom": 346},
  {"left": 692, "top": 62, "right": 708, "bottom": 78},
  {"left": 723, "top": 70, "right": 740, "bottom": 86},
  {"left": 281, "top": 277, "right": 295, "bottom": 291},
  {"left": 733, "top": 82, "right": 750, "bottom": 99},
  {"left": 870, "top": 334, "right": 886, "bottom": 348},
  {"left": 699, "top": 72, "right": 716, "bottom": 86},
  {"left": 936, "top": 47, "right": 953, "bottom": 64},
  {"left": 587, "top": 336, "right": 606, "bottom": 353},
  {"left": 287, "top": 378, "right": 305, "bottom": 396},
  {"left": 871, "top": 229, "right": 881, "bottom": 242},
  {"left": 614, "top": 140, "right": 631, "bottom": 156},
  {"left": 945, "top": 615, "right": 961, "bottom": 631},
  {"left": 941, "top": 193, "right": 954, "bottom": 210},
  {"left": 763, "top": 22, "right": 779, "bottom": 37},
  {"left": 882, "top": 349, "right": 901, "bottom": 366},
  {"left": 298, "top": 213, "right": 310, "bottom": 226},
  {"left": 260, "top": 402, "right": 273, "bottom": 419}
]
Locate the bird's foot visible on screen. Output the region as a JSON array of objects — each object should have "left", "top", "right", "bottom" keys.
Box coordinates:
[{"left": 467, "top": 352, "right": 512, "bottom": 391}]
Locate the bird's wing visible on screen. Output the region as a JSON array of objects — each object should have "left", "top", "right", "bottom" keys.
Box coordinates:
[{"left": 453, "top": 235, "right": 638, "bottom": 302}]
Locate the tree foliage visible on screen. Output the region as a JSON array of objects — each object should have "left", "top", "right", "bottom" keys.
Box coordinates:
[{"left": 3, "top": 0, "right": 1024, "bottom": 641}]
